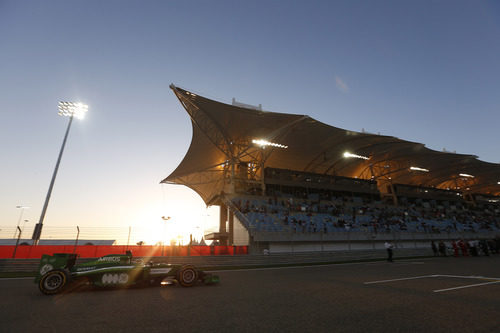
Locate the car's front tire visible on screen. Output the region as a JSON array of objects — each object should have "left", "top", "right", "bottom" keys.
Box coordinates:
[{"left": 39, "top": 269, "right": 69, "bottom": 295}]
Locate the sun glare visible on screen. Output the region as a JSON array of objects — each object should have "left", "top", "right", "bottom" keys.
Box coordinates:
[{"left": 129, "top": 195, "right": 212, "bottom": 246}]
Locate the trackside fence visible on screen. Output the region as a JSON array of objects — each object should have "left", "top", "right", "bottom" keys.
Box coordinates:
[
  {"left": 0, "top": 248, "right": 434, "bottom": 273},
  {"left": 0, "top": 245, "right": 248, "bottom": 259}
]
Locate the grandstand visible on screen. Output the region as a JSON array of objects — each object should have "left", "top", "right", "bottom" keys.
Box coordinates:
[{"left": 162, "top": 85, "right": 500, "bottom": 253}]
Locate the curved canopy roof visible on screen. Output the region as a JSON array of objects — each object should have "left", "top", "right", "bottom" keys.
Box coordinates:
[{"left": 162, "top": 85, "right": 500, "bottom": 204}]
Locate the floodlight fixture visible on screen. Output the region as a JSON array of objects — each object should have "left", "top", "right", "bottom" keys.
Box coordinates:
[
  {"left": 343, "top": 151, "right": 369, "bottom": 160},
  {"left": 410, "top": 166, "right": 429, "bottom": 172},
  {"left": 58, "top": 102, "right": 88, "bottom": 119},
  {"left": 459, "top": 173, "right": 474, "bottom": 178},
  {"left": 252, "top": 139, "right": 288, "bottom": 149}
]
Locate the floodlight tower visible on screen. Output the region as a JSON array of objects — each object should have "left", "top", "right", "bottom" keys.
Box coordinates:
[{"left": 32, "top": 102, "right": 88, "bottom": 245}]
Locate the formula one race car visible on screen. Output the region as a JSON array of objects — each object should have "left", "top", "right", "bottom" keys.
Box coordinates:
[{"left": 35, "top": 251, "right": 219, "bottom": 295}]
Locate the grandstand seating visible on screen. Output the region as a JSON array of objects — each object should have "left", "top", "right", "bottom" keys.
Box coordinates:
[{"left": 230, "top": 191, "right": 500, "bottom": 236}]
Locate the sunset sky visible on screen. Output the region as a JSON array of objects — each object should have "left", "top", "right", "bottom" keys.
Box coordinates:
[{"left": 1, "top": 1, "right": 499, "bottom": 244}]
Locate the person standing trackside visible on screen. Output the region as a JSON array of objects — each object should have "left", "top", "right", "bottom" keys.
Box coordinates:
[
  {"left": 438, "top": 240, "right": 447, "bottom": 257},
  {"left": 431, "top": 241, "right": 438, "bottom": 256},
  {"left": 385, "top": 241, "right": 394, "bottom": 262}
]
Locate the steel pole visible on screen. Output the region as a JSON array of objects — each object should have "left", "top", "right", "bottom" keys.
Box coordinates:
[
  {"left": 126, "top": 226, "right": 131, "bottom": 250},
  {"left": 73, "top": 226, "right": 80, "bottom": 253},
  {"left": 13, "top": 227, "right": 22, "bottom": 258},
  {"left": 33, "top": 114, "right": 74, "bottom": 245}
]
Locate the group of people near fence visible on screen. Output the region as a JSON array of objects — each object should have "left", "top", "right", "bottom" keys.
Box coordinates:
[{"left": 431, "top": 237, "right": 500, "bottom": 257}]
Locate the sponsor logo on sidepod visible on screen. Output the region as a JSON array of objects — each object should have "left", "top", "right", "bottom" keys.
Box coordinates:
[
  {"left": 98, "top": 256, "right": 121, "bottom": 262},
  {"left": 101, "top": 273, "right": 129, "bottom": 284}
]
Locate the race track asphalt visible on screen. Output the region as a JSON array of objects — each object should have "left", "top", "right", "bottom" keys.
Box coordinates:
[{"left": 1, "top": 256, "right": 499, "bottom": 332}]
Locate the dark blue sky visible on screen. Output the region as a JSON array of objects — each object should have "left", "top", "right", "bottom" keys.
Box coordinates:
[{"left": 1, "top": 1, "right": 499, "bottom": 243}]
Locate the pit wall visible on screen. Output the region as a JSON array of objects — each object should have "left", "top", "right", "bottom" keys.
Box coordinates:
[
  {"left": 245, "top": 226, "right": 498, "bottom": 254},
  {"left": 0, "top": 245, "right": 248, "bottom": 259},
  {"left": 267, "top": 240, "right": 433, "bottom": 253}
]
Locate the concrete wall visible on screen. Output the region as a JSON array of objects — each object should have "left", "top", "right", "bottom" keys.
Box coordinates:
[
  {"left": 263, "top": 237, "right": 495, "bottom": 253},
  {"left": 233, "top": 216, "right": 250, "bottom": 246},
  {"left": 253, "top": 231, "right": 498, "bottom": 243},
  {"left": 238, "top": 222, "right": 499, "bottom": 254},
  {"left": 269, "top": 242, "right": 383, "bottom": 253}
]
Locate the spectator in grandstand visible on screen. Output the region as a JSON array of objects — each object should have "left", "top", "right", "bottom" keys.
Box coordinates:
[
  {"left": 384, "top": 241, "right": 394, "bottom": 262},
  {"left": 431, "top": 241, "right": 438, "bottom": 256}
]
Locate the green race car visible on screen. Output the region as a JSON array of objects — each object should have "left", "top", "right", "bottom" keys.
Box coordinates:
[{"left": 35, "top": 251, "right": 219, "bottom": 295}]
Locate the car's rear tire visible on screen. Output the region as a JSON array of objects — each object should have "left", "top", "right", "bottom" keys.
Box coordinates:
[
  {"left": 39, "top": 269, "right": 69, "bottom": 295},
  {"left": 177, "top": 265, "right": 198, "bottom": 287}
]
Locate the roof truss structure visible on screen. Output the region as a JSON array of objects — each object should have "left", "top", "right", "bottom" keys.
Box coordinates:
[{"left": 162, "top": 85, "right": 500, "bottom": 204}]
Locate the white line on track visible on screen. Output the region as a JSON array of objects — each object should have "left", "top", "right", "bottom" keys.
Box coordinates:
[
  {"left": 364, "top": 262, "right": 425, "bottom": 266},
  {"left": 435, "top": 274, "right": 500, "bottom": 281},
  {"left": 433, "top": 281, "right": 500, "bottom": 293},
  {"left": 364, "top": 275, "right": 434, "bottom": 284},
  {"left": 208, "top": 260, "right": 427, "bottom": 273},
  {"left": 364, "top": 274, "right": 500, "bottom": 285},
  {"left": 364, "top": 274, "right": 500, "bottom": 292}
]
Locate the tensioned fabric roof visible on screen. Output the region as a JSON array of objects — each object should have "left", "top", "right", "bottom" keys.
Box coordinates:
[{"left": 162, "top": 85, "right": 500, "bottom": 204}]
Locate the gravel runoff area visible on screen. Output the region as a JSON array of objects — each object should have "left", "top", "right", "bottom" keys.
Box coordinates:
[{"left": 1, "top": 256, "right": 499, "bottom": 332}]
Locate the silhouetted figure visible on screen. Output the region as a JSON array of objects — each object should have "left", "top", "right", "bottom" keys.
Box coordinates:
[
  {"left": 479, "top": 240, "right": 490, "bottom": 256},
  {"left": 469, "top": 240, "right": 478, "bottom": 257},
  {"left": 458, "top": 239, "right": 468, "bottom": 256},
  {"left": 385, "top": 241, "right": 394, "bottom": 262},
  {"left": 488, "top": 239, "right": 497, "bottom": 254},
  {"left": 431, "top": 241, "right": 438, "bottom": 256},
  {"left": 438, "top": 241, "right": 447, "bottom": 257},
  {"left": 451, "top": 240, "right": 459, "bottom": 257}
]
